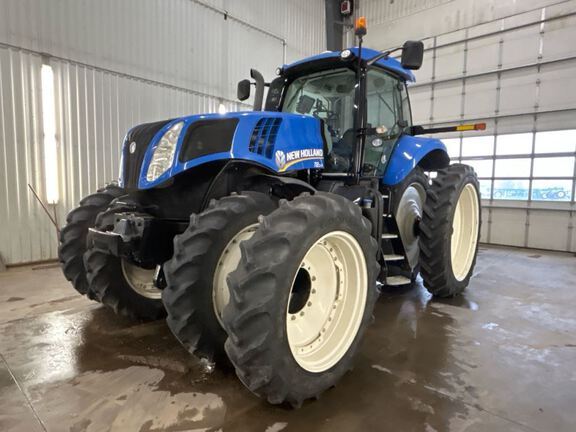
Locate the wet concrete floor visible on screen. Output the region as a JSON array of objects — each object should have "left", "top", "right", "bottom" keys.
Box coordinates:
[{"left": 0, "top": 245, "right": 575, "bottom": 431}]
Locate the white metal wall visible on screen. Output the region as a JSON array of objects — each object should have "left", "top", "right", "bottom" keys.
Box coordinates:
[
  {"left": 360, "top": 0, "right": 576, "bottom": 252},
  {"left": 0, "top": 0, "right": 326, "bottom": 265}
]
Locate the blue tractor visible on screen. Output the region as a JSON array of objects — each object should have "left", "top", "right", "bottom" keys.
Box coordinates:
[{"left": 58, "top": 23, "right": 482, "bottom": 406}]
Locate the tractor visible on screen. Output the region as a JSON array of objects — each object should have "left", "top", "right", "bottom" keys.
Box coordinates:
[{"left": 58, "top": 19, "right": 482, "bottom": 407}]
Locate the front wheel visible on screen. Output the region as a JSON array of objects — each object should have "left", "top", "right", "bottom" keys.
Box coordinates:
[
  {"left": 83, "top": 202, "right": 165, "bottom": 320},
  {"left": 162, "top": 192, "right": 277, "bottom": 364},
  {"left": 223, "top": 192, "right": 379, "bottom": 407},
  {"left": 58, "top": 185, "right": 125, "bottom": 295},
  {"left": 84, "top": 251, "right": 165, "bottom": 320},
  {"left": 419, "top": 164, "right": 481, "bottom": 297}
]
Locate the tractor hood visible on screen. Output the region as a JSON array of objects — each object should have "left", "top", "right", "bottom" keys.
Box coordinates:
[{"left": 119, "top": 112, "right": 326, "bottom": 190}]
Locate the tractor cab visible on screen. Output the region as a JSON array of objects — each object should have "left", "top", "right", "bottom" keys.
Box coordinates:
[
  {"left": 280, "top": 52, "right": 413, "bottom": 177},
  {"left": 239, "top": 40, "right": 425, "bottom": 183}
]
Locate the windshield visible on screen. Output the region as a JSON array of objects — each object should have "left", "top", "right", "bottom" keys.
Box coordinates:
[
  {"left": 283, "top": 68, "right": 356, "bottom": 135},
  {"left": 282, "top": 67, "right": 408, "bottom": 175}
]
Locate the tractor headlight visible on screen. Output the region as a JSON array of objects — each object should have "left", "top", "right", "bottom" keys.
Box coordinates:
[{"left": 146, "top": 121, "right": 184, "bottom": 182}]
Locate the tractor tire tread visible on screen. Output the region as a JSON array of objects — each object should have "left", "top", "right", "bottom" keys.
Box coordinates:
[
  {"left": 419, "top": 164, "right": 481, "bottom": 298},
  {"left": 163, "top": 192, "right": 277, "bottom": 364},
  {"left": 58, "top": 184, "right": 125, "bottom": 295},
  {"left": 223, "top": 192, "right": 379, "bottom": 407}
]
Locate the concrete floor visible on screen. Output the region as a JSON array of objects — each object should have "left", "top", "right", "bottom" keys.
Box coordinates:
[{"left": 0, "top": 245, "right": 575, "bottom": 432}]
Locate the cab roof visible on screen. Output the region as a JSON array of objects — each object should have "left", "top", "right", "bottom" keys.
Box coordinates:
[{"left": 283, "top": 47, "right": 416, "bottom": 82}]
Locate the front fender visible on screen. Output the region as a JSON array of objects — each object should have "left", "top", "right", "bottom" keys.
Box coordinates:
[{"left": 382, "top": 135, "right": 448, "bottom": 186}]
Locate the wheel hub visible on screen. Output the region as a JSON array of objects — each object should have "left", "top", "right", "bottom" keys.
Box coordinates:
[
  {"left": 212, "top": 224, "right": 258, "bottom": 328},
  {"left": 286, "top": 231, "right": 367, "bottom": 373},
  {"left": 121, "top": 260, "right": 161, "bottom": 299},
  {"left": 395, "top": 183, "right": 426, "bottom": 269}
]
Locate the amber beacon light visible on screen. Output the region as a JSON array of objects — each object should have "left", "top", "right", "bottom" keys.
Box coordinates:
[{"left": 355, "top": 16, "right": 367, "bottom": 36}]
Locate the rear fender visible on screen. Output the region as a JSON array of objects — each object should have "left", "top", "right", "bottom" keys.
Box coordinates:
[{"left": 382, "top": 135, "right": 449, "bottom": 186}]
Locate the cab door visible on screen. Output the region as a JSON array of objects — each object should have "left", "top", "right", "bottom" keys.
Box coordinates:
[{"left": 362, "top": 69, "right": 411, "bottom": 177}]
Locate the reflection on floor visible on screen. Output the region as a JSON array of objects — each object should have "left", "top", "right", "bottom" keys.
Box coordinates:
[{"left": 1, "top": 245, "right": 575, "bottom": 432}]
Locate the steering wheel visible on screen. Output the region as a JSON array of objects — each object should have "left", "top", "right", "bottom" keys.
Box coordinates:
[{"left": 327, "top": 152, "right": 350, "bottom": 171}]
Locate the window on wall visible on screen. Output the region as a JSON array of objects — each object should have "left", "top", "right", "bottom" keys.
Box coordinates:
[
  {"left": 443, "top": 138, "right": 461, "bottom": 159},
  {"left": 439, "top": 129, "right": 576, "bottom": 202},
  {"left": 496, "top": 133, "right": 532, "bottom": 155},
  {"left": 461, "top": 136, "right": 494, "bottom": 157}
]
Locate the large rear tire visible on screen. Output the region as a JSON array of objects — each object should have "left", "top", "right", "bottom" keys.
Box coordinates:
[
  {"left": 419, "top": 164, "right": 481, "bottom": 297},
  {"left": 387, "top": 167, "right": 428, "bottom": 285},
  {"left": 162, "top": 192, "right": 277, "bottom": 364},
  {"left": 58, "top": 185, "right": 125, "bottom": 295},
  {"left": 223, "top": 192, "right": 379, "bottom": 407}
]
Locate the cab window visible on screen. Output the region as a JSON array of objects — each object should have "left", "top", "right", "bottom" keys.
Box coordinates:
[
  {"left": 282, "top": 69, "right": 357, "bottom": 173},
  {"left": 363, "top": 69, "right": 406, "bottom": 176}
]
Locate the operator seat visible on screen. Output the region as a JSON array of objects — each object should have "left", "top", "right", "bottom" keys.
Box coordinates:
[{"left": 325, "top": 128, "right": 355, "bottom": 171}]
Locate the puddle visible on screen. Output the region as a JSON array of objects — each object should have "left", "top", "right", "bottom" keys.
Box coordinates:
[
  {"left": 27, "top": 366, "right": 226, "bottom": 432},
  {"left": 482, "top": 322, "right": 499, "bottom": 330},
  {"left": 265, "top": 423, "right": 288, "bottom": 432}
]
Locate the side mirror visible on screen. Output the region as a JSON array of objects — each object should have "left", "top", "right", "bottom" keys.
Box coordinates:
[
  {"left": 401, "top": 40, "right": 424, "bottom": 70},
  {"left": 237, "top": 79, "right": 251, "bottom": 101}
]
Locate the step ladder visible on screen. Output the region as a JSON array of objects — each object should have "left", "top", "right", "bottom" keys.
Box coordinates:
[{"left": 379, "top": 190, "right": 412, "bottom": 288}]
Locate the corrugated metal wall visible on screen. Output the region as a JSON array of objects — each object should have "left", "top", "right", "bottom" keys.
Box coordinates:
[
  {"left": 358, "top": 0, "right": 453, "bottom": 26},
  {"left": 0, "top": 0, "right": 326, "bottom": 265},
  {"left": 361, "top": 0, "right": 576, "bottom": 252}
]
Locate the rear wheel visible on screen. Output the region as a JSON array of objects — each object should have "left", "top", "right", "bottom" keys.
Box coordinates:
[
  {"left": 162, "top": 192, "right": 277, "bottom": 363},
  {"left": 223, "top": 193, "right": 379, "bottom": 406},
  {"left": 387, "top": 167, "right": 428, "bottom": 285},
  {"left": 419, "top": 164, "right": 481, "bottom": 297},
  {"left": 58, "top": 185, "right": 125, "bottom": 295}
]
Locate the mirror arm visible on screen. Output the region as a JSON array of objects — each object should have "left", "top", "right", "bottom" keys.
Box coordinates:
[{"left": 366, "top": 47, "right": 402, "bottom": 66}]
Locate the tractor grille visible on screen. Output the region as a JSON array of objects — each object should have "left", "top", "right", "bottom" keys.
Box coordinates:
[
  {"left": 122, "top": 119, "right": 172, "bottom": 189},
  {"left": 249, "top": 117, "right": 282, "bottom": 158}
]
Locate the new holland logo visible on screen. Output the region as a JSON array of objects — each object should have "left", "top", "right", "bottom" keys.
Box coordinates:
[
  {"left": 275, "top": 148, "right": 324, "bottom": 172},
  {"left": 275, "top": 150, "right": 286, "bottom": 169}
]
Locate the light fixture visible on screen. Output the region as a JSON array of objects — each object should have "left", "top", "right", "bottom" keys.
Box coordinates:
[
  {"left": 218, "top": 103, "right": 227, "bottom": 114},
  {"left": 340, "top": 49, "right": 352, "bottom": 59},
  {"left": 146, "top": 121, "right": 184, "bottom": 182},
  {"left": 41, "top": 62, "right": 59, "bottom": 204}
]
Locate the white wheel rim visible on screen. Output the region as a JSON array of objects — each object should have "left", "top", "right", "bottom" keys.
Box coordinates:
[
  {"left": 451, "top": 183, "right": 480, "bottom": 281},
  {"left": 213, "top": 224, "right": 258, "bottom": 328},
  {"left": 286, "top": 231, "right": 367, "bottom": 373},
  {"left": 395, "top": 182, "right": 426, "bottom": 269},
  {"left": 120, "top": 260, "right": 161, "bottom": 299}
]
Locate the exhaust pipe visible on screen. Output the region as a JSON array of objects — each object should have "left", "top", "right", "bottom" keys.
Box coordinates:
[{"left": 250, "top": 69, "right": 265, "bottom": 111}]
